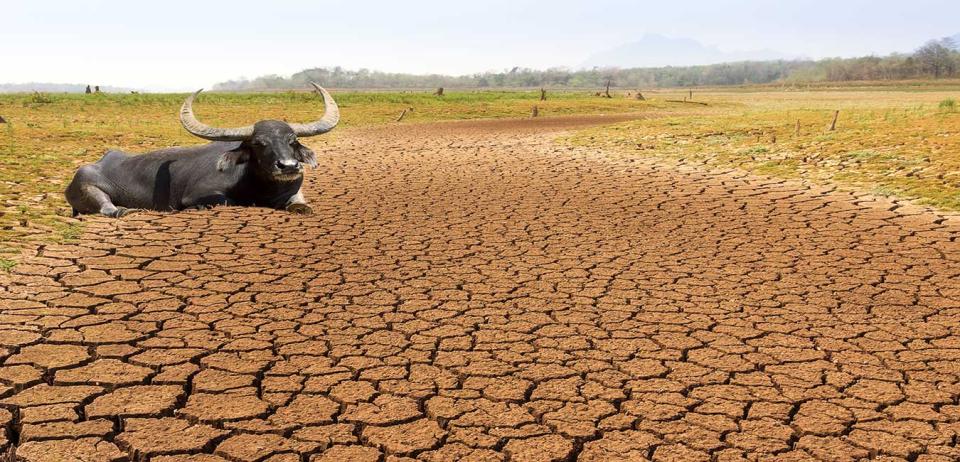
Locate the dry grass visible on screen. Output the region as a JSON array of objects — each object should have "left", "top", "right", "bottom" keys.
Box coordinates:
[
  {"left": 569, "top": 86, "right": 960, "bottom": 211},
  {"left": 0, "top": 89, "right": 656, "bottom": 253},
  {"left": 3, "top": 84, "right": 959, "bottom": 258}
]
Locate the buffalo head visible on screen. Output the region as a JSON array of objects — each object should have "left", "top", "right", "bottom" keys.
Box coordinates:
[{"left": 179, "top": 83, "right": 339, "bottom": 181}]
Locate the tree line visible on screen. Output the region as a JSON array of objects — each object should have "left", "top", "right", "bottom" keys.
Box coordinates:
[{"left": 214, "top": 38, "right": 960, "bottom": 91}]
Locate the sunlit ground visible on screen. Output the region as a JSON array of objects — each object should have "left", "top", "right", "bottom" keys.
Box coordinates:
[
  {"left": 1, "top": 83, "right": 959, "bottom": 263},
  {"left": 570, "top": 86, "right": 960, "bottom": 211}
]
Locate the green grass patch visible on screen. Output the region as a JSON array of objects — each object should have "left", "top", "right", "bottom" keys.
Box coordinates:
[
  {"left": 741, "top": 146, "right": 770, "bottom": 155},
  {"left": 754, "top": 160, "right": 800, "bottom": 177},
  {"left": 57, "top": 223, "right": 82, "bottom": 242}
]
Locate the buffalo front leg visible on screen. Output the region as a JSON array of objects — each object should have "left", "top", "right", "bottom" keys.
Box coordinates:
[
  {"left": 284, "top": 189, "right": 313, "bottom": 215},
  {"left": 81, "top": 185, "right": 130, "bottom": 218}
]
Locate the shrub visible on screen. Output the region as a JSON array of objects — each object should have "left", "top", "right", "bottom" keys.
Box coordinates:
[{"left": 30, "top": 92, "right": 53, "bottom": 104}]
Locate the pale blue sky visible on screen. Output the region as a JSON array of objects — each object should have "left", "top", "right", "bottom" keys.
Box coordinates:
[{"left": 3, "top": 0, "right": 957, "bottom": 91}]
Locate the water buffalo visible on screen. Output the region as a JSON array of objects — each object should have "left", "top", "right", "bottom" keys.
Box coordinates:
[{"left": 65, "top": 83, "right": 338, "bottom": 217}]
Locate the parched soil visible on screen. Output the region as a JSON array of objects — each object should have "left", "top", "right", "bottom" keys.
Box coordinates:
[{"left": 2, "top": 115, "right": 960, "bottom": 461}]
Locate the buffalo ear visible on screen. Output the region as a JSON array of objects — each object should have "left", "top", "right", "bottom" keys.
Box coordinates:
[
  {"left": 295, "top": 143, "right": 318, "bottom": 168},
  {"left": 217, "top": 148, "right": 249, "bottom": 171}
]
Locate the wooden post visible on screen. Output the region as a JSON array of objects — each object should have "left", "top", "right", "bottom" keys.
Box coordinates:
[
  {"left": 604, "top": 80, "right": 612, "bottom": 98},
  {"left": 795, "top": 119, "right": 800, "bottom": 136},
  {"left": 540, "top": 88, "right": 547, "bottom": 101},
  {"left": 531, "top": 106, "right": 539, "bottom": 117},
  {"left": 396, "top": 109, "right": 408, "bottom": 122},
  {"left": 829, "top": 110, "right": 839, "bottom": 131},
  {"left": 771, "top": 132, "right": 777, "bottom": 144},
  {"left": 689, "top": 90, "right": 693, "bottom": 100}
]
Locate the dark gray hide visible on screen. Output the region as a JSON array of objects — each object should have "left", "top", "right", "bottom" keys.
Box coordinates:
[{"left": 65, "top": 84, "right": 337, "bottom": 217}]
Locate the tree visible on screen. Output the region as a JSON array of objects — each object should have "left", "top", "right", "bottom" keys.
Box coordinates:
[
  {"left": 943, "top": 36, "right": 958, "bottom": 51},
  {"left": 915, "top": 39, "right": 957, "bottom": 78},
  {"left": 211, "top": 44, "right": 960, "bottom": 92}
]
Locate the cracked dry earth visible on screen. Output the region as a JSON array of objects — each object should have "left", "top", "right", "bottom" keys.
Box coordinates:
[{"left": 3, "top": 116, "right": 960, "bottom": 462}]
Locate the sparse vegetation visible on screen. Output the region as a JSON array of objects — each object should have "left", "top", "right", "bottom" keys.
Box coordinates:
[
  {"left": 57, "top": 222, "right": 82, "bottom": 241},
  {"left": 0, "top": 89, "right": 661, "bottom": 247},
  {"left": 940, "top": 98, "right": 957, "bottom": 111},
  {"left": 0, "top": 257, "right": 16, "bottom": 272},
  {"left": 4, "top": 84, "right": 960, "bottom": 254},
  {"left": 569, "top": 86, "right": 960, "bottom": 210},
  {"left": 29, "top": 91, "right": 54, "bottom": 104}
]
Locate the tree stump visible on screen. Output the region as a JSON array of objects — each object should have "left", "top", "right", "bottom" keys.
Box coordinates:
[
  {"left": 540, "top": 88, "right": 547, "bottom": 101},
  {"left": 85, "top": 85, "right": 92, "bottom": 94},
  {"left": 434, "top": 87, "right": 444, "bottom": 96},
  {"left": 829, "top": 110, "right": 839, "bottom": 131},
  {"left": 531, "top": 106, "right": 539, "bottom": 118}
]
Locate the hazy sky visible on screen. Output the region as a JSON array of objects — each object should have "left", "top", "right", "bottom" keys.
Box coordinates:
[{"left": 3, "top": 0, "right": 958, "bottom": 91}]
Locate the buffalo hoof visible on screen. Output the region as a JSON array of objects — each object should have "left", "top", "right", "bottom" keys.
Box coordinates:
[
  {"left": 108, "top": 207, "right": 131, "bottom": 218},
  {"left": 286, "top": 203, "right": 313, "bottom": 215}
]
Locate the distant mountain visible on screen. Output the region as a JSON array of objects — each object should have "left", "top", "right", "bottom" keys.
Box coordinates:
[
  {"left": 581, "top": 34, "right": 797, "bottom": 69},
  {"left": 0, "top": 83, "right": 137, "bottom": 94}
]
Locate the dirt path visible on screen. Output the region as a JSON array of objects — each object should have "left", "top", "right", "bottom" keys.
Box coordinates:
[{"left": 2, "top": 116, "right": 960, "bottom": 461}]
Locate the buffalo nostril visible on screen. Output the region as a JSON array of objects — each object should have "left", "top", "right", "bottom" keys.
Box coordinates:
[{"left": 276, "top": 160, "right": 300, "bottom": 173}]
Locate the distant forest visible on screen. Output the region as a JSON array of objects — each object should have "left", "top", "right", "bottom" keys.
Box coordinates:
[{"left": 215, "top": 38, "right": 960, "bottom": 91}]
